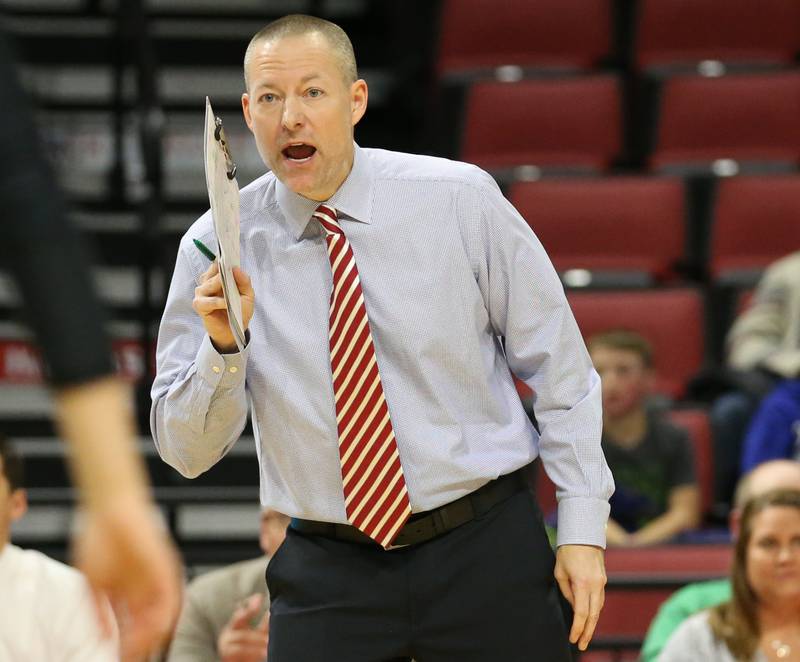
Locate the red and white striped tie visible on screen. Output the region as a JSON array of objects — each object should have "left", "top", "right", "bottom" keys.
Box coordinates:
[{"left": 314, "top": 204, "right": 412, "bottom": 548}]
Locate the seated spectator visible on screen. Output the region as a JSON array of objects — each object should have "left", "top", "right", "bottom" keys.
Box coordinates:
[
  {"left": 588, "top": 330, "right": 700, "bottom": 546},
  {"left": 660, "top": 487, "right": 800, "bottom": 661},
  {"left": 711, "top": 250, "right": 800, "bottom": 514},
  {"left": 741, "top": 379, "right": 800, "bottom": 472},
  {"left": 641, "top": 459, "right": 800, "bottom": 661},
  {"left": 166, "top": 508, "right": 290, "bottom": 662},
  {"left": 0, "top": 436, "right": 117, "bottom": 660},
  {"left": 728, "top": 251, "right": 800, "bottom": 380}
]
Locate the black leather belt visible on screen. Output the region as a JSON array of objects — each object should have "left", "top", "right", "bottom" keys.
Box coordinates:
[{"left": 290, "top": 468, "right": 526, "bottom": 550}]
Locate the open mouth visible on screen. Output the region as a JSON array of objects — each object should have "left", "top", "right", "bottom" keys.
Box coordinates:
[{"left": 282, "top": 143, "right": 317, "bottom": 162}]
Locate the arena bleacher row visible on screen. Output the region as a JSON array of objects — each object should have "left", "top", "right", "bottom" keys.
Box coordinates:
[{"left": 3, "top": 0, "right": 800, "bottom": 657}]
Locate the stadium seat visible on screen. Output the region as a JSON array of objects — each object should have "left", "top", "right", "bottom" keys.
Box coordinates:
[
  {"left": 581, "top": 652, "right": 639, "bottom": 662},
  {"left": 596, "top": 589, "right": 675, "bottom": 641},
  {"left": 650, "top": 72, "right": 800, "bottom": 170},
  {"left": 594, "top": 543, "right": 730, "bottom": 654},
  {"left": 567, "top": 289, "right": 705, "bottom": 398},
  {"left": 437, "top": 0, "right": 613, "bottom": 78},
  {"left": 736, "top": 288, "right": 755, "bottom": 315},
  {"left": 605, "top": 544, "right": 731, "bottom": 576},
  {"left": 635, "top": 0, "right": 800, "bottom": 71},
  {"left": 509, "top": 177, "right": 686, "bottom": 285},
  {"left": 668, "top": 408, "right": 714, "bottom": 514},
  {"left": 461, "top": 76, "right": 622, "bottom": 174},
  {"left": 534, "top": 460, "right": 557, "bottom": 517},
  {"left": 709, "top": 175, "right": 800, "bottom": 282}
]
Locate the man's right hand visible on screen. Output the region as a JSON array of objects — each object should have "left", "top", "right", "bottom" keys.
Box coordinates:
[
  {"left": 193, "top": 261, "right": 255, "bottom": 353},
  {"left": 217, "top": 593, "right": 270, "bottom": 662}
]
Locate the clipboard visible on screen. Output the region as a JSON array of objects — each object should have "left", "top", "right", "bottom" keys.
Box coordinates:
[{"left": 203, "top": 97, "right": 246, "bottom": 351}]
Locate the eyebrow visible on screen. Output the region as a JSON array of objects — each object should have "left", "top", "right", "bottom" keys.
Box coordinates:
[{"left": 253, "top": 73, "right": 323, "bottom": 92}]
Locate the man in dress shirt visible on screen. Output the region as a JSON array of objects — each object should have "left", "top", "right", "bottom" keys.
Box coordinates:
[{"left": 151, "top": 13, "right": 613, "bottom": 661}]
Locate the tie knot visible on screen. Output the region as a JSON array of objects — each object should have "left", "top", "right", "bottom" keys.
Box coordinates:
[{"left": 313, "top": 205, "right": 342, "bottom": 236}]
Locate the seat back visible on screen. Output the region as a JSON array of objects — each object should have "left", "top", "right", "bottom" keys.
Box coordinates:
[
  {"left": 710, "top": 175, "right": 800, "bottom": 280},
  {"left": 651, "top": 72, "right": 800, "bottom": 169},
  {"left": 669, "top": 409, "right": 713, "bottom": 514},
  {"left": 568, "top": 289, "right": 705, "bottom": 398},
  {"left": 509, "top": 177, "right": 686, "bottom": 282},
  {"left": 636, "top": 0, "right": 800, "bottom": 70},
  {"left": 437, "top": 0, "right": 612, "bottom": 76},
  {"left": 461, "top": 76, "right": 622, "bottom": 172}
]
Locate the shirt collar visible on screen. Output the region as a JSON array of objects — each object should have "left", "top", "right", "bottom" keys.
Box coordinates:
[{"left": 276, "top": 143, "right": 374, "bottom": 240}]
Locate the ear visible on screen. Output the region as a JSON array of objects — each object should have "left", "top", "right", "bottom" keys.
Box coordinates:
[
  {"left": 242, "top": 92, "right": 254, "bottom": 132},
  {"left": 350, "top": 79, "right": 368, "bottom": 126},
  {"left": 9, "top": 489, "right": 27, "bottom": 523}
]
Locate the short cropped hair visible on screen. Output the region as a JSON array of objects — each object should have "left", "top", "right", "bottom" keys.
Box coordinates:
[
  {"left": 0, "top": 436, "right": 24, "bottom": 491},
  {"left": 587, "top": 329, "right": 653, "bottom": 368},
  {"left": 733, "top": 459, "right": 800, "bottom": 509},
  {"left": 244, "top": 14, "right": 358, "bottom": 88}
]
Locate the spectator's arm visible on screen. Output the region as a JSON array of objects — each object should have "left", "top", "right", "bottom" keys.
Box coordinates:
[
  {"left": 165, "top": 589, "right": 219, "bottom": 662},
  {"left": 605, "top": 518, "right": 631, "bottom": 547},
  {"left": 629, "top": 485, "right": 700, "bottom": 547}
]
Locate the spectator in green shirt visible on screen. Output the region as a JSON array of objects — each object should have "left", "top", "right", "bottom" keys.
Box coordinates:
[{"left": 640, "top": 459, "right": 800, "bottom": 661}]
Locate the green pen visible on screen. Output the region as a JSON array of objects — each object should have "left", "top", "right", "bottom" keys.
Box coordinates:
[{"left": 193, "top": 238, "right": 217, "bottom": 262}]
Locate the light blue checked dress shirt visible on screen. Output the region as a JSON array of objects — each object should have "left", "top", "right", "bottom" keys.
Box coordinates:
[{"left": 151, "top": 145, "right": 614, "bottom": 547}]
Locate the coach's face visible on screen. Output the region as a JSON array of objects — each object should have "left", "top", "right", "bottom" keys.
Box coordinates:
[{"left": 242, "top": 32, "right": 368, "bottom": 201}]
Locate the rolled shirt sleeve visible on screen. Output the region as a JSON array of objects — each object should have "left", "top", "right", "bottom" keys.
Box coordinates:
[{"left": 150, "top": 231, "right": 249, "bottom": 478}]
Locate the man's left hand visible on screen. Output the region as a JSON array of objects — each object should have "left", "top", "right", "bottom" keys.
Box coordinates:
[{"left": 553, "top": 544, "right": 606, "bottom": 651}]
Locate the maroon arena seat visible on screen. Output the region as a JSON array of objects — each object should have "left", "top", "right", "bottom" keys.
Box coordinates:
[
  {"left": 596, "top": 589, "right": 675, "bottom": 641},
  {"left": 535, "top": 460, "right": 557, "bottom": 517},
  {"left": 736, "top": 288, "right": 755, "bottom": 315},
  {"left": 509, "top": 177, "right": 686, "bottom": 283},
  {"left": 581, "top": 652, "right": 639, "bottom": 662},
  {"left": 538, "top": 544, "right": 722, "bottom": 659},
  {"left": 710, "top": 175, "right": 800, "bottom": 281},
  {"left": 567, "top": 289, "right": 705, "bottom": 398},
  {"left": 605, "top": 544, "right": 731, "bottom": 577},
  {"left": 437, "top": 0, "right": 613, "bottom": 77},
  {"left": 635, "top": 0, "right": 800, "bottom": 70},
  {"left": 668, "top": 408, "right": 714, "bottom": 515},
  {"left": 461, "top": 76, "right": 622, "bottom": 173},
  {"left": 651, "top": 72, "right": 800, "bottom": 170},
  {"left": 595, "top": 544, "right": 731, "bottom": 651}
]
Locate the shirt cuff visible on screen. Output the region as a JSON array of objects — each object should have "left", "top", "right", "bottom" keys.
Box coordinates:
[
  {"left": 555, "top": 496, "right": 611, "bottom": 549},
  {"left": 195, "top": 334, "right": 248, "bottom": 389}
]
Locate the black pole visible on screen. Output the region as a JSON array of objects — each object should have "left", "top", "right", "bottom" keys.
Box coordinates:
[{"left": 124, "top": 0, "right": 164, "bottom": 427}]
